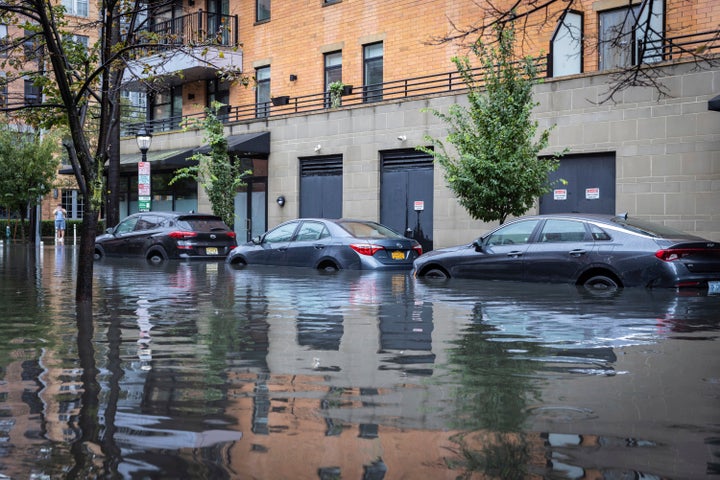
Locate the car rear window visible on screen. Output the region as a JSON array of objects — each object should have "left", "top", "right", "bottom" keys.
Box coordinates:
[
  {"left": 338, "top": 221, "right": 403, "bottom": 239},
  {"left": 178, "top": 217, "right": 229, "bottom": 232},
  {"left": 612, "top": 217, "right": 694, "bottom": 239}
]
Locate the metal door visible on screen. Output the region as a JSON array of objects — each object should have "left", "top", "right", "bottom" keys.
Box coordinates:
[
  {"left": 299, "top": 156, "right": 343, "bottom": 218},
  {"left": 380, "top": 150, "right": 434, "bottom": 252},
  {"left": 539, "top": 153, "right": 616, "bottom": 214}
]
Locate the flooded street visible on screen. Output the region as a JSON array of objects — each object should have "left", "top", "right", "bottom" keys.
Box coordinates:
[{"left": 1, "top": 243, "right": 719, "bottom": 479}]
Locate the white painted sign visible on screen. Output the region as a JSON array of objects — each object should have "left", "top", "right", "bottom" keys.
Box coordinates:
[
  {"left": 554, "top": 189, "right": 567, "bottom": 200},
  {"left": 585, "top": 187, "right": 600, "bottom": 200},
  {"left": 414, "top": 201, "right": 425, "bottom": 211}
]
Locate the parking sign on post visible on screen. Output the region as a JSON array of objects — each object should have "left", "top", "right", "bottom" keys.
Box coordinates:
[{"left": 138, "top": 161, "right": 151, "bottom": 212}]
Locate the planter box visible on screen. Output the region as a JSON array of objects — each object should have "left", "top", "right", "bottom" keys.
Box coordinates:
[
  {"left": 271, "top": 96, "right": 290, "bottom": 106},
  {"left": 342, "top": 85, "right": 353, "bottom": 95}
]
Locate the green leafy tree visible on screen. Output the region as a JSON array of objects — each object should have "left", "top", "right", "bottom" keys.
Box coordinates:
[
  {"left": 171, "top": 103, "right": 250, "bottom": 228},
  {"left": 420, "top": 25, "right": 562, "bottom": 225},
  {"left": 0, "top": 125, "right": 59, "bottom": 240}
]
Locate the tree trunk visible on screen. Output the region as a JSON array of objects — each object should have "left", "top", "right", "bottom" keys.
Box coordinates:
[{"left": 75, "top": 202, "right": 99, "bottom": 302}]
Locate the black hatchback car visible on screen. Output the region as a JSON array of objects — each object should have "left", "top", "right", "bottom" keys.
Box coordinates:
[
  {"left": 94, "top": 212, "right": 237, "bottom": 263},
  {"left": 413, "top": 214, "right": 720, "bottom": 292},
  {"left": 226, "top": 218, "right": 422, "bottom": 271}
]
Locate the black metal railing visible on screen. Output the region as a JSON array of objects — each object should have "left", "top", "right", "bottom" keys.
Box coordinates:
[
  {"left": 143, "top": 10, "right": 239, "bottom": 47},
  {"left": 123, "top": 29, "right": 718, "bottom": 137}
]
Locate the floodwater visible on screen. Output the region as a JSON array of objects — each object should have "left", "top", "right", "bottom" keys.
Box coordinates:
[{"left": 0, "top": 243, "right": 719, "bottom": 479}]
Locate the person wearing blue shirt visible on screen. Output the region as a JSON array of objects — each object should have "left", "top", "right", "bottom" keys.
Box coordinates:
[{"left": 54, "top": 204, "right": 67, "bottom": 242}]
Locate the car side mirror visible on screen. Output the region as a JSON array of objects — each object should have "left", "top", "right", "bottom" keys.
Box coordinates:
[
  {"left": 252, "top": 235, "right": 262, "bottom": 245},
  {"left": 473, "top": 238, "right": 484, "bottom": 252},
  {"left": 107, "top": 228, "right": 114, "bottom": 234}
]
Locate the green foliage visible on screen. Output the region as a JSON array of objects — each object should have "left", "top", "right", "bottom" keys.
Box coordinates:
[
  {"left": 0, "top": 125, "right": 60, "bottom": 219},
  {"left": 419, "top": 25, "right": 563, "bottom": 224},
  {"left": 171, "top": 102, "right": 249, "bottom": 228},
  {"left": 328, "top": 81, "right": 345, "bottom": 108}
]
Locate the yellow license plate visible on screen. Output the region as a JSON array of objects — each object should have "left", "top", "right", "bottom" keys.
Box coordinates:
[
  {"left": 206, "top": 247, "right": 218, "bottom": 255},
  {"left": 391, "top": 250, "right": 405, "bottom": 260}
]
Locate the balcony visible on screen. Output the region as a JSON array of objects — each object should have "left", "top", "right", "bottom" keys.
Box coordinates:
[{"left": 123, "top": 10, "right": 241, "bottom": 89}]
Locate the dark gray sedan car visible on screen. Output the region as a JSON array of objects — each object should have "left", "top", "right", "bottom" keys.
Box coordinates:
[
  {"left": 226, "top": 218, "right": 422, "bottom": 271},
  {"left": 413, "top": 214, "right": 720, "bottom": 292}
]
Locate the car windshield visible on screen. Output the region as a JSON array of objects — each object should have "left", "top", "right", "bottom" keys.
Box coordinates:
[
  {"left": 338, "top": 221, "right": 403, "bottom": 239},
  {"left": 612, "top": 216, "right": 695, "bottom": 239},
  {"left": 178, "top": 217, "right": 229, "bottom": 232}
]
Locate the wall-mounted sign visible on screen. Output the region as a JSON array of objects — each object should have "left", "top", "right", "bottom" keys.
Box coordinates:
[
  {"left": 553, "top": 189, "right": 567, "bottom": 200},
  {"left": 585, "top": 187, "right": 600, "bottom": 200},
  {"left": 414, "top": 200, "right": 425, "bottom": 211}
]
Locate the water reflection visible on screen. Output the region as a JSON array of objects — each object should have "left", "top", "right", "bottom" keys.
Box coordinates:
[{"left": 0, "top": 244, "right": 718, "bottom": 478}]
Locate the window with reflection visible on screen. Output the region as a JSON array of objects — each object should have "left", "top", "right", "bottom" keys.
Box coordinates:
[
  {"left": 255, "top": 66, "right": 270, "bottom": 118},
  {"left": 363, "top": 42, "right": 383, "bottom": 103},
  {"left": 256, "top": 0, "right": 270, "bottom": 22},
  {"left": 486, "top": 220, "right": 540, "bottom": 246}
]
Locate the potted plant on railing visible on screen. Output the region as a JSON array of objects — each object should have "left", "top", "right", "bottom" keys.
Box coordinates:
[{"left": 328, "top": 81, "right": 352, "bottom": 108}]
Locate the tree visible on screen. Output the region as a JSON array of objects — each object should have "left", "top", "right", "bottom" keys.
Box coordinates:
[
  {"left": 420, "top": 25, "right": 562, "bottom": 225},
  {"left": 0, "top": 123, "right": 60, "bottom": 239},
  {"left": 171, "top": 103, "right": 250, "bottom": 229},
  {"left": 0, "top": 0, "right": 243, "bottom": 301}
]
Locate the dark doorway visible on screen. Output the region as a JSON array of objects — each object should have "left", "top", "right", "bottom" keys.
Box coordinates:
[
  {"left": 234, "top": 158, "right": 268, "bottom": 242},
  {"left": 299, "top": 156, "right": 343, "bottom": 218},
  {"left": 380, "top": 149, "right": 434, "bottom": 252},
  {"left": 539, "top": 152, "right": 616, "bottom": 214}
]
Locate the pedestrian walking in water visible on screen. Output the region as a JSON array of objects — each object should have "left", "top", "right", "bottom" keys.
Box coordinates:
[{"left": 54, "top": 204, "right": 67, "bottom": 242}]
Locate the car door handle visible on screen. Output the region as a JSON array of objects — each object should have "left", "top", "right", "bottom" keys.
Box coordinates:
[
  {"left": 506, "top": 251, "right": 523, "bottom": 258},
  {"left": 569, "top": 249, "right": 587, "bottom": 257},
  {"left": 313, "top": 244, "right": 325, "bottom": 250}
]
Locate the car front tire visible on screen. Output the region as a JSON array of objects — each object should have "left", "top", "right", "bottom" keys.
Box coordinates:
[
  {"left": 93, "top": 247, "right": 104, "bottom": 261},
  {"left": 422, "top": 267, "right": 450, "bottom": 280}
]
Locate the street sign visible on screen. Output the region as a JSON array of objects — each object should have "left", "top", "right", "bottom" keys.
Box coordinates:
[
  {"left": 138, "top": 162, "right": 151, "bottom": 212},
  {"left": 414, "top": 200, "right": 424, "bottom": 211}
]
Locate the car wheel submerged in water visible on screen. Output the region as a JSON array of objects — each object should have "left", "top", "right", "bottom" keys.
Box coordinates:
[{"left": 581, "top": 274, "right": 621, "bottom": 292}]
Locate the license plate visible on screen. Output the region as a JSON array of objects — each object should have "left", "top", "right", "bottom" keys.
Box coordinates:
[
  {"left": 206, "top": 247, "right": 218, "bottom": 255},
  {"left": 709, "top": 281, "right": 720, "bottom": 295},
  {"left": 391, "top": 250, "right": 405, "bottom": 260}
]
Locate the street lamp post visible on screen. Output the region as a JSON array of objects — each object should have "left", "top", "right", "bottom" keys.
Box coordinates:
[{"left": 135, "top": 127, "right": 153, "bottom": 212}]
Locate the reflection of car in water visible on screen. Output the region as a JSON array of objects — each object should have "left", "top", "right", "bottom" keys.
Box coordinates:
[
  {"left": 94, "top": 212, "right": 237, "bottom": 264},
  {"left": 227, "top": 218, "right": 422, "bottom": 272},
  {"left": 413, "top": 214, "right": 720, "bottom": 293}
]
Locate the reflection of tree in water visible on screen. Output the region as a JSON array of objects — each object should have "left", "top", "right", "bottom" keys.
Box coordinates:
[
  {"left": 443, "top": 304, "right": 547, "bottom": 479},
  {"left": 446, "top": 303, "right": 544, "bottom": 432}
]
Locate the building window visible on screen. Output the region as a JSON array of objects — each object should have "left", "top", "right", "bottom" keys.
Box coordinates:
[
  {"left": 550, "top": 11, "right": 582, "bottom": 77},
  {"left": 324, "top": 51, "right": 342, "bottom": 108},
  {"left": 150, "top": 87, "right": 182, "bottom": 131},
  {"left": 0, "top": 24, "right": 7, "bottom": 57},
  {"left": 62, "top": 190, "right": 84, "bottom": 219},
  {"left": 256, "top": 0, "right": 270, "bottom": 22},
  {"left": 255, "top": 66, "right": 270, "bottom": 118},
  {"left": 208, "top": 79, "right": 231, "bottom": 121},
  {"left": 363, "top": 42, "right": 383, "bottom": 103},
  {"left": 24, "top": 79, "right": 42, "bottom": 105},
  {"left": 62, "top": 0, "right": 89, "bottom": 17},
  {"left": 598, "top": 6, "right": 639, "bottom": 70}
]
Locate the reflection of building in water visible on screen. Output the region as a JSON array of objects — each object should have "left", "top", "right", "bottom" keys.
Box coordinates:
[{"left": 222, "top": 372, "right": 549, "bottom": 479}]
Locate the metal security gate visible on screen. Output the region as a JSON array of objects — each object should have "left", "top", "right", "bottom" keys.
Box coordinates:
[
  {"left": 539, "top": 153, "right": 616, "bottom": 214},
  {"left": 380, "top": 150, "right": 434, "bottom": 252},
  {"left": 299, "top": 156, "right": 343, "bottom": 218}
]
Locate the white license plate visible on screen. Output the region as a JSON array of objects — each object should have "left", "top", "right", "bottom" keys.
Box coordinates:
[
  {"left": 709, "top": 281, "right": 720, "bottom": 295},
  {"left": 206, "top": 247, "right": 218, "bottom": 255}
]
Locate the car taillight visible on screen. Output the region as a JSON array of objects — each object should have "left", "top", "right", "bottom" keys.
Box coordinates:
[
  {"left": 413, "top": 245, "right": 423, "bottom": 256},
  {"left": 350, "top": 243, "right": 385, "bottom": 256},
  {"left": 227, "top": 232, "right": 236, "bottom": 239},
  {"left": 655, "top": 248, "right": 704, "bottom": 261},
  {"left": 168, "top": 231, "right": 198, "bottom": 239}
]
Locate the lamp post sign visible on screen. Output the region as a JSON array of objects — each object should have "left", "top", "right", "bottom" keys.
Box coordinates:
[{"left": 138, "top": 161, "right": 151, "bottom": 212}]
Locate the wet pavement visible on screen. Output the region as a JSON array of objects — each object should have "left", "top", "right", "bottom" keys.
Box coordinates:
[{"left": 0, "top": 243, "right": 719, "bottom": 479}]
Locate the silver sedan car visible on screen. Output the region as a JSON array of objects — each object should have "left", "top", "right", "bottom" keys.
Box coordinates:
[
  {"left": 413, "top": 214, "right": 720, "bottom": 293},
  {"left": 227, "top": 218, "right": 423, "bottom": 271}
]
